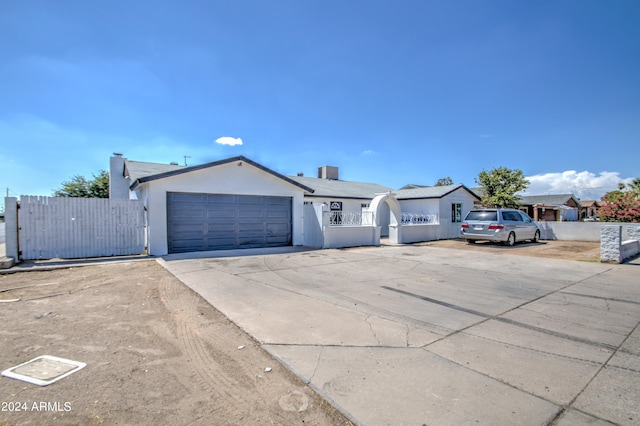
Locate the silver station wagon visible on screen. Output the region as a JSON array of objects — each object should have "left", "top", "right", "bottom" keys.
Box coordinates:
[{"left": 460, "top": 208, "right": 540, "bottom": 246}]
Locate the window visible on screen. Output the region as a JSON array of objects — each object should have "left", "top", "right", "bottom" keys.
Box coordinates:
[
  {"left": 518, "top": 211, "right": 532, "bottom": 222},
  {"left": 502, "top": 211, "right": 520, "bottom": 221},
  {"left": 451, "top": 203, "right": 462, "bottom": 223},
  {"left": 466, "top": 210, "right": 497, "bottom": 221}
]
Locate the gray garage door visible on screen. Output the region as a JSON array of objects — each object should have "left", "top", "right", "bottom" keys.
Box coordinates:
[{"left": 167, "top": 192, "right": 292, "bottom": 253}]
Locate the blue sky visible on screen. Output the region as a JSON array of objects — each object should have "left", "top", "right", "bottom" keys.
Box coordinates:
[{"left": 1, "top": 0, "right": 638, "bottom": 204}]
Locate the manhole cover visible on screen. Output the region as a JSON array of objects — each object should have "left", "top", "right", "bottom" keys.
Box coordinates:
[{"left": 2, "top": 355, "right": 86, "bottom": 386}]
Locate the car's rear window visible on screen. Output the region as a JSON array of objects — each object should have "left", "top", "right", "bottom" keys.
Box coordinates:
[{"left": 465, "top": 211, "right": 498, "bottom": 221}]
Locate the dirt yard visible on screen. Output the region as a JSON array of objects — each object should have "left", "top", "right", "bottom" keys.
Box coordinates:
[
  {"left": 0, "top": 261, "right": 352, "bottom": 426},
  {"left": 417, "top": 239, "right": 601, "bottom": 262}
]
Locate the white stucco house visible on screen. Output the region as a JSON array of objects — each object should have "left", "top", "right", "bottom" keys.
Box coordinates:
[
  {"left": 109, "top": 154, "right": 480, "bottom": 255},
  {"left": 109, "top": 154, "right": 314, "bottom": 255},
  {"left": 289, "top": 169, "right": 480, "bottom": 242}
]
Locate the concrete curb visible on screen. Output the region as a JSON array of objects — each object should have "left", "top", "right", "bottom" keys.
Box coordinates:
[{"left": 0, "top": 256, "right": 15, "bottom": 269}]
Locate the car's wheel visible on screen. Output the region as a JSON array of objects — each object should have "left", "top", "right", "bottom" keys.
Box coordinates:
[
  {"left": 532, "top": 230, "right": 540, "bottom": 243},
  {"left": 504, "top": 232, "right": 516, "bottom": 246}
]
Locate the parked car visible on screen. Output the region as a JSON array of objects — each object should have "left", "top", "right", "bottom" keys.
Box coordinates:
[{"left": 460, "top": 208, "right": 540, "bottom": 246}]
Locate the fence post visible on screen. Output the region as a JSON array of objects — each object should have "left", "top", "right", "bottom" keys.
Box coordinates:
[
  {"left": 3, "top": 197, "right": 18, "bottom": 265},
  {"left": 600, "top": 225, "right": 622, "bottom": 263}
]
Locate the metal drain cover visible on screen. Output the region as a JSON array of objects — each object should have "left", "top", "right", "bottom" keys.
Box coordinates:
[{"left": 2, "top": 355, "right": 86, "bottom": 386}]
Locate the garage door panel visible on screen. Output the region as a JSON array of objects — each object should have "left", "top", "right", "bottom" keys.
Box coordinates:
[
  {"left": 206, "top": 209, "right": 236, "bottom": 219},
  {"left": 171, "top": 239, "right": 205, "bottom": 251},
  {"left": 167, "top": 192, "right": 291, "bottom": 253},
  {"left": 170, "top": 231, "right": 205, "bottom": 240},
  {"left": 170, "top": 208, "right": 205, "bottom": 218},
  {"left": 267, "top": 197, "right": 289, "bottom": 204},
  {"left": 238, "top": 222, "right": 265, "bottom": 232},
  {"left": 238, "top": 236, "right": 266, "bottom": 247},
  {"left": 266, "top": 222, "right": 289, "bottom": 233},
  {"left": 170, "top": 193, "right": 206, "bottom": 202},
  {"left": 207, "top": 194, "right": 235, "bottom": 204},
  {"left": 206, "top": 237, "right": 237, "bottom": 247},
  {"left": 207, "top": 223, "right": 237, "bottom": 233},
  {"left": 266, "top": 238, "right": 289, "bottom": 246},
  {"left": 238, "top": 196, "right": 265, "bottom": 205},
  {"left": 266, "top": 210, "right": 289, "bottom": 219},
  {"left": 171, "top": 222, "right": 206, "bottom": 231}
]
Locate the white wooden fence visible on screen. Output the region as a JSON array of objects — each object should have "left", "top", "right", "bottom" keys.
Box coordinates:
[{"left": 16, "top": 196, "right": 145, "bottom": 260}]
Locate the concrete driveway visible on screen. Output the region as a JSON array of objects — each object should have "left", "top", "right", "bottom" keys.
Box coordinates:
[{"left": 159, "top": 244, "right": 640, "bottom": 425}]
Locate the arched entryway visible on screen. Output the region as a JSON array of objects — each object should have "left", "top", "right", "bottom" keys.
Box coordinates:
[{"left": 369, "top": 192, "right": 403, "bottom": 244}]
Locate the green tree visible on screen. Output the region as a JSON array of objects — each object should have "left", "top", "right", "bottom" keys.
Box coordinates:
[
  {"left": 435, "top": 177, "right": 454, "bottom": 186},
  {"left": 599, "top": 178, "right": 640, "bottom": 222},
  {"left": 54, "top": 170, "right": 110, "bottom": 198},
  {"left": 475, "top": 167, "right": 529, "bottom": 208}
]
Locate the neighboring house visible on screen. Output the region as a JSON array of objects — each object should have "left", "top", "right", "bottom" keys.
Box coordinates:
[
  {"left": 519, "top": 194, "right": 582, "bottom": 221},
  {"left": 455, "top": 187, "right": 585, "bottom": 222},
  {"left": 110, "top": 154, "right": 481, "bottom": 254},
  {"left": 109, "top": 154, "right": 314, "bottom": 255},
  {"left": 580, "top": 200, "right": 600, "bottom": 220}
]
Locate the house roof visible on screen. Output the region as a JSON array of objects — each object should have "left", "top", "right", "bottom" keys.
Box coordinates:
[
  {"left": 395, "top": 184, "right": 481, "bottom": 200},
  {"left": 581, "top": 200, "right": 600, "bottom": 208},
  {"left": 519, "top": 194, "right": 582, "bottom": 208},
  {"left": 125, "top": 160, "right": 186, "bottom": 183},
  {"left": 398, "top": 184, "right": 426, "bottom": 190},
  {"left": 287, "top": 176, "right": 393, "bottom": 200},
  {"left": 128, "top": 156, "right": 314, "bottom": 193}
]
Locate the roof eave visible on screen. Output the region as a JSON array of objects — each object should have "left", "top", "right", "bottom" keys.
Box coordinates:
[
  {"left": 303, "top": 194, "right": 377, "bottom": 201},
  {"left": 128, "top": 156, "right": 314, "bottom": 193}
]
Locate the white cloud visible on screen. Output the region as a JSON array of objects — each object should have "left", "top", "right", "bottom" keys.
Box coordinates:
[
  {"left": 361, "top": 149, "right": 376, "bottom": 155},
  {"left": 215, "top": 136, "right": 243, "bottom": 146},
  {"left": 522, "top": 170, "right": 633, "bottom": 200}
]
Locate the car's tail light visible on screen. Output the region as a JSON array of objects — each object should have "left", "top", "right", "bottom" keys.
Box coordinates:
[
  {"left": 488, "top": 224, "right": 504, "bottom": 230},
  {"left": 461, "top": 223, "right": 469, "bottom": 229}
]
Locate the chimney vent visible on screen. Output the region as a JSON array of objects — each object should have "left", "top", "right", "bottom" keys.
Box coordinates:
[
  {"left": 297, "top": 172, "right": 304, "bottom": 177},
  {"left": 318, "top": 166, "right": 339, "bottom": 180}
]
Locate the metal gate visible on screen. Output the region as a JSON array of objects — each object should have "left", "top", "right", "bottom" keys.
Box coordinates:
[
  {"left": 167, "top": 192, "right": 292, "bottom": 253},
  {"left": 16, "top": 196, "right": 145, "bottom": 260}
]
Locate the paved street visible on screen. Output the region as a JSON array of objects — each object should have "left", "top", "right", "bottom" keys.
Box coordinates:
[{"left": 159, "top": 245, "right": 640, "bottom": 425}]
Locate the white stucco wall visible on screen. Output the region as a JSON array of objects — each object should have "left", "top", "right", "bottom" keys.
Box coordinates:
[
  {"left": 304, "top": 197, "right": 369, "bottom": 214},
  {"left": 305, "top": 197, "right": 392, "bottom": 235},
  {"left": 398, "top": 189, "right": 477, "bottom": 240},
  {"left": 323, "top": 225, "right": 381, "bottom": 249},
  {"left": 398, "top": 199, "right": 440, "bottom": 216},
  {"left": 137, "top": 161, "right": 307, "bottom": 256}
]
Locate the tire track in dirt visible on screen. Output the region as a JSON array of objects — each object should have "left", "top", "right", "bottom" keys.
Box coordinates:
[{"left": 159, "top": 275, "right": 252, "bottom": 421}]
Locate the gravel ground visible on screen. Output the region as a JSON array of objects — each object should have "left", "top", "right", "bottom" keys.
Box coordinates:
[{"left": 416, "top": 239, "right": 601, "bottom": 262}]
